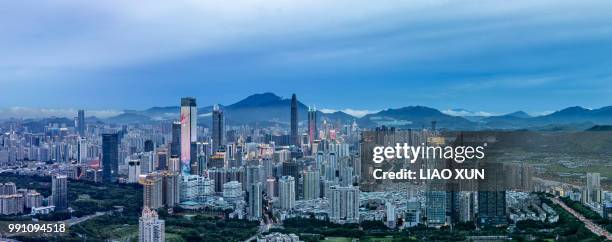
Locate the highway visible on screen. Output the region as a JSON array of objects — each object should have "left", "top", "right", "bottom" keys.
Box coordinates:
[{"left": 551, "top": 197, "right": 612, "bottom": 240}]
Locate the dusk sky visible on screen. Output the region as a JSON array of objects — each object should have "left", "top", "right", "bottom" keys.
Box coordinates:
[{"left": 1, "top": 1, "right": 612, "bottom": 117}]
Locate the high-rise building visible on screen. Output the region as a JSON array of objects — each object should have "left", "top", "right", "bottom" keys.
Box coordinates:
[
  {"left": 282, "top": 161, "right": 299, "bottom": 199},
  {"left": 77, "top": 137, "right": 87, "bottom": 164},
  {"left": 128, "top": 160, "right": 141, "bottom": 183},
  {"left": 248, "top": 182, "right": 262, "bottom": 221},
  {"left": 161, "top": 172, "right": 180, "bottom": 208},
  {"left": 246, "top": 165, "right": 263, "bottom": 192},
  {"left": 386, "top": 201, "right": 396, "bottom": 228},
  {"left": 51, "top": 174, "right": 68, "bottom": 210},
  {"left": 0, "top": 183, "right": 16, "bottom": 195},
  {"left": 587, "top": 172, "right": 602, "bottom": 203},
  {"left": 477, "top": 191, "right": 507, "bottom": 227},
  {"left": 168, "top": 156, "right": 180, "bottom": 173},
  {"left": 266, "top": 177, "right": 276, "bottom": 198},
  {"left": 212, "top": 104, "right": 225, "bottom": 153},
  {"left": 144, "top": 140, "right": 154, "bottom": 152},
  {"left": 139, "top": 207, "right": 165, "bottom": 242},
  {"left": 426, "top": 191, "right": 446, "bottom": 227},
  {"left": 142, "top": 174, "right": 163, "bottom": 209},
  {"left": 223, "top": 181, "right": 243, "bottom": 203},
  {"left": 290, "top": 94, "right": 299, "bottom": 146},
  {"left": 0, "top": 194, "right": 24, "bottom": 215},
  {"left": 279, "top": 176, "right": 295, "bottom": 210},
  {"left": 25, "top": 191, "right": 43, "bottom": 209},
  {"left": 102, "top": 133, "right": 119, "bottom": 183},
  {"left": 170, "top": 121, "right": 181, "bottom": 158},
  {"left": 329, "top": 185, "right": 360, "bottom": 223},
  {"left": 303, "top": 169, "right": 320, "bottom": 200},
  {"left": 405, "top": 198, "right": 421, "bottom": 228},
  {"left": 180, "top": 97, "right": 197, "bottom": 175},
  {"left": 77, "top": 109, "right": 85, "bottom": 137},
  {"left": 307, "top": 106, "right": 317, "bottom": 147},
  {"left": 155, "top": 149, "right": 168, "bottom": 171}
]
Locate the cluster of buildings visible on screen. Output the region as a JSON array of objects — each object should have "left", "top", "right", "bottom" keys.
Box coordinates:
[
  {"left": 541, "top": 172, "right": 612, "bottom": 221},
  {"left": 4, "top": 94, "right": 609, "bottom": 242},
  {"left": 0, "top": 174, "right": 66, "bottom": 216}
]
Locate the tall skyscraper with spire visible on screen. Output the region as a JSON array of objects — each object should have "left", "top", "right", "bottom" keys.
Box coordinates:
[
  {"left": 290, "top": 94, "right": 298, "bottom": 146},
  {"left": 180, "top": 97, "right": 197, "bottom": 175},
  {"left": 212, "top": 104, "right": 225, "bottom": 153}
]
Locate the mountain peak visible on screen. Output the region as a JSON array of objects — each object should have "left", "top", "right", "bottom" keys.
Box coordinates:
[
  {"left": 231, "top": 92, "right": 282, "bottom": 108},
  {"left": 504, "top": 111, "right": 531, "bottom": 118}
]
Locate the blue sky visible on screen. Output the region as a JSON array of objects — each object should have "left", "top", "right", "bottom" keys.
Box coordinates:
[{"left": 1, "top": 0, "right": 612, "bottom": 117}]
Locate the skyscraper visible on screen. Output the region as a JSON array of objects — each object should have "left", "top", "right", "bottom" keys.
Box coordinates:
[
  {"left": 170, "top": 121, "right": 181, "bottom": 158},
  {"left": 161, "top": 171, "right": 180, "bottom": 208},
  {"left": 307, "top": 106, "right": 317, "bottom": 148},
  {"left": 77, "top": 109, "right": 85, "bottom": 136},
  {"left": 102, "top": 133, "right": 119, "bottom": 183},
  {"left": 303, "top": 169, "right": 320, "bottom": 200},
  {"left": 142, "top": 174, "right": 163, "bottom": 209},
  {"left": 248, "top": 182, "right": 262, "bottom": 221},
  {"left": 477, "top": 191, "right": 507, "bottom": 227},
  {"left": 144, "top": 140, "right": 154, "bottom": 152},
  {"left": 180, "top": 97, "right": 197, "bottom": 175},
  {"left": 426, "top": 191, "right": 446, "bottom": 227},
  {"left": 139, "top": 207, "right": 165, "bottom": 242},
  {"left": 290, "top": 94, "right": 299, "bottom": 146},
  {"left": 51, "top": 174, "right": 68, "bottom": 210},
  {"left": 279, "top": 176, "right": 295, "bottom": 210},
  {"left": 587, "top": 172, "right": 602, "bottom": 203},
  {"left": 282, "top": 161, "right": 299, "bottom": 199},
  {"left": 77, "top": 137, "right": 87, "bottom": 164},
  {"left": 212, "top": 104, "right": 225, "bottom": 153}
]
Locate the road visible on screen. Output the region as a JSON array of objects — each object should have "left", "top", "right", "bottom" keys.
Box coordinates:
[{"left": 551, "top": 197, "right": 612, "bottom": 240}]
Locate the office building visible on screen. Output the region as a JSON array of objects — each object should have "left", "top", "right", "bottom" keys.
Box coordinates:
[
  {"left": 290, "top": 94, "right": 299, "bottom": 146},
  {"left": 102, "top": 133, "right": 119, "bottom": 183},
  {"left": 282, "top": 161, "right": 299, "bottom": 199},
  {"left": 144, "top": 140, "right": 154, "bottom": 152},
  {"left": 426, "top": 191, "right": 446, "bottom": 227},
  {"left": 170, "top": 121, "right": 181, "bottom": 158},
  {"left": 307, "top": 106, "right": 317, "bottom": 147},
  {"left": 77, "top": 109, "right": 85, "bottom": 136},
  {"left": 180, "top": 97, "right": 197, "bottom": 175},
  {"left": 212, "top": 104, "right": 225, "bottom": 153},
  {"left": 51, "top": 174, "right": 68, "bottom": 210},
  {"left": 587, "top": 172, "right": 602, "bottom": 203},
  {"left": 477, "top": 191, "right": 507, "bottom": 227}
]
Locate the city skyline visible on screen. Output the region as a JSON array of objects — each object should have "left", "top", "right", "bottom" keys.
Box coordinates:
[{"left": 1, "top": 1, "right": 612, "bottom": 114}]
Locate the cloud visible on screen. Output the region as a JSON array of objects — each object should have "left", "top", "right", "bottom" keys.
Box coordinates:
[
  {"left": 319, "top": 108, "right": 375, "bottom": 118},
  {"left": 442, "top": 109, "right": 496, "bottom": 117},
  {"left": 0, "top": 107, "right": 122, "bottom": 119}
]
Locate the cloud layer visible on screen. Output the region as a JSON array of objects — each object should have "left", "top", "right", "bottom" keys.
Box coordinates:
[{"left": 1, "top": 1, "right": 611, "bottom": 113}]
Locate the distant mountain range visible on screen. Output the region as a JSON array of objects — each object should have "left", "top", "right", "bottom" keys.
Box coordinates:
[{"left": 11, "top": 92, "right": 612, "bottom": 131}]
